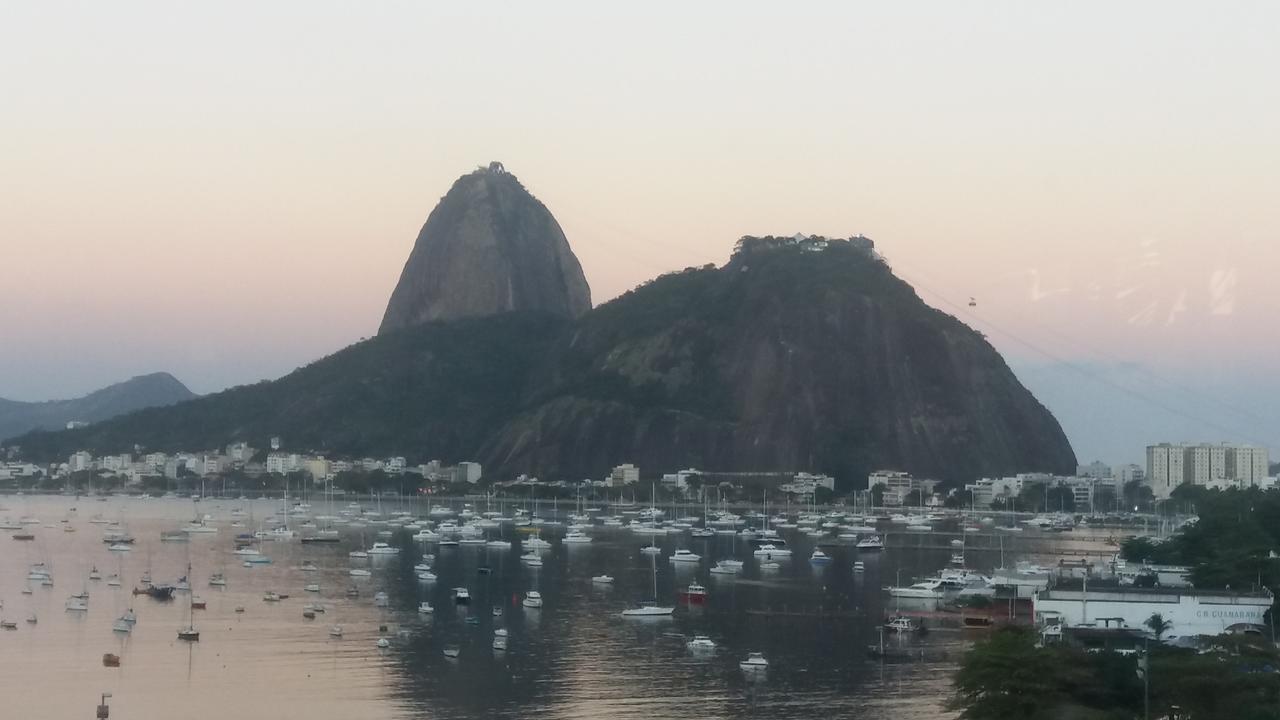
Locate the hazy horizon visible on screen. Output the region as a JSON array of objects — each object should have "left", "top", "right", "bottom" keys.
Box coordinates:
[{"left": 4, "top": 2, "right": 1277, "bottom": 464}]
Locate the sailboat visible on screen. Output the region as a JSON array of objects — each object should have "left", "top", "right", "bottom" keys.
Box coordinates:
[
  {"left": 621, "top": 549, "right": 675, "bottom": 617},
  {"left": 177, "top": 563, "right": 200, "bottom": 641}
]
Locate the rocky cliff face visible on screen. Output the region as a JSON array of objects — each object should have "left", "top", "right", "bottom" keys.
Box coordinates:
[
  {"left": 378, "top": 163, "right": 592, "bottom": 334},
  {"left": 479, "top": 236, "right": 1077, "bottom": 485}
]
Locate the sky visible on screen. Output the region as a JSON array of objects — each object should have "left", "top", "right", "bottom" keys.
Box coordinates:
[{"left": 2, "top": 2, "right": 1277, "bottom": 463}]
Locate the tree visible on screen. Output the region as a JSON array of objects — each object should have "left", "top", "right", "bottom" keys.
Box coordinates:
[
  {"left": 1092, "top": 486, "right": 1117, "bottom": 513},
  {"left": 902, "top": 489, "right": 923, "bottom": 507},
  {"left": 950, "top": 626, "right": 1139, "bottom": 720},
  {"left": 1123, "top": 479, "right": 1154, "bottom": 512},
  {"left": 870, "top": 482, "right": 886, "bottom": 508},
  {"left": 945, "top": 489, "right": 974, "bottom": 509},
  {"left": 1145, "top": 612, "right": 1172, "bottom": 641},
  {"left": 1017, "top": 483, "right": 1045, "bottom": 514}
]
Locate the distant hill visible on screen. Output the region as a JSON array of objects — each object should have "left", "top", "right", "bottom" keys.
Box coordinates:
[
  {"left": 13, "top": 237, "right": 1075, "bottom": 488},
  {"left": 0, "top": 373, "right": 196, "bottom": 443}
]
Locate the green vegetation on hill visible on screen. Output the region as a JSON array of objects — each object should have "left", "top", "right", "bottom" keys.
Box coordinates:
[{"left": 13, "top": 313, "right": 569, "bottom": 461}]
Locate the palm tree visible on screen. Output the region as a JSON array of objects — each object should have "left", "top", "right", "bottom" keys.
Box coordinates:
[{"left": 1145, "top": 612, "right": 1172, "bottom": 641}]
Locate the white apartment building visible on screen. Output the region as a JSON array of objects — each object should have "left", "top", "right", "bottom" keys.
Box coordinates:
[
  {"left": 266, "top": 453, "right": 303, "bottom": 475},
  {"left": 69, "top": 451, "right": 92, "bottom": 473},
  {"left": 780, "top": 472, "right": 836, "bottom": 496},
  {"left": 305, "top": 457, "right": 330, "bottom": 482},
  {"left": 1147, "top": 443, "right": 1270, "bottom": 499},
  {"left": 660, "top": 468, "right": 700, "bottom": 491},
  {"left": 610, "top": 464, "right": 640, "bottom": 486},
  {"left": 869, "top": 470, "right": 914, "bottom": 506},
  {"left": 453, "top": 462, "right": 482, "bottom": 484}
]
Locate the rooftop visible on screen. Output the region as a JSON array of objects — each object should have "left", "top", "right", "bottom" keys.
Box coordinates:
[{"left": 1042, "top": 578, "right": 1272, "bottom": 602}]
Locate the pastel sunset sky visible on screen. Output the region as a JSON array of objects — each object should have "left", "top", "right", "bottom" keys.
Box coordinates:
[{"left": 3, "top": 2, "right": 1277, "bottom": 462}]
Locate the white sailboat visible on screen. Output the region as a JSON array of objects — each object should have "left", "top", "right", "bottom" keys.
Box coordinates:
[
  {"left": 621, "top": 550, "right": 674, "bottom": 617},
  {"left": 177, "top": 564, "right": 200, "bottom": 641}
]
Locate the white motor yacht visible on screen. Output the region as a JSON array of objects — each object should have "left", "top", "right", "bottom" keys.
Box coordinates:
[
  {"left": 562, "top": 531, "right": 593, "bottom": 544},
  {"left": 709, "top": 563, "right": 740, "bottom": 575},
  {"left": 669, "top": 549, "right": 701, "bottom": 563},
  {"left": 522, "top": 591, "right": 543, "bottom": 608},
  {"left": 686, "top": 635, "right": 717, "bottom": 652},
  {"left": 885, "top": 616, "right": 921, "bottom": 632},
  {"left": 418, "top": 602, "right": 433, "bottom": 614},
  {"left": 591, "top": 575, "right": 614, "bottom": 584},
  {"left": 886, "top": 579, "right": 944, "bottom": 599},
  {"left": 855, "top": 535, "right": 884, "bottom": 550},
  {"left": 367, "top": 542, "right": 399, "bottom": 555},
  {"left": 739, "top": 652, "right": 769, "bottom": 673},
  {"left": 752, "top": 544, "right": 791, "bottom": 558}
]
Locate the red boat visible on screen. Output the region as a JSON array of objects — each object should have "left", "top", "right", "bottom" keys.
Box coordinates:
[{"left": 679, "top": 583, "right": 708, "bottom": 604}]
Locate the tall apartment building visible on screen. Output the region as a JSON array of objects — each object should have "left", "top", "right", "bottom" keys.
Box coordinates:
[{"left": 1146, "top": 443, "right": 1270, "bottom": 499}]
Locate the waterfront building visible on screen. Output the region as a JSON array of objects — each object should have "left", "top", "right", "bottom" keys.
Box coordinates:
[
  {"left": 453, "top": 461, "right": 482, "bottom": 484},
  {"left": 1146, "top": 442, "right": 1270, "bottom": 499},
  {"left": 660, "top": 468, "right": 699, "bottom": 492},
  {"left": 69, "top": 450, "right": 92, "bottom": 473},
  {"left": 869, "top": 470, "right": 913, "bottom": 506},
  {"left": 304, "top": 457, "right": 330, "bottom": 483},
  {"left": 610, "top": 463, "right": 640, "bottom": 485},
  {"left": 779, "top": 472, "right": 836, "bottom": 497},
  {"left": 1035, "top": 580, "right": 1271, "bottom": 643}
]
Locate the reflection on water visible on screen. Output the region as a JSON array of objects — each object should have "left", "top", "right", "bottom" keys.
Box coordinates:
[{"left": 0, "top": 496, "right": 972, "bottom": 719}]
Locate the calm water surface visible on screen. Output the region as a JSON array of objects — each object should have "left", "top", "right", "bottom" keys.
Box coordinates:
[{"left": 0, "top": 496, "right": 1078, "bottom": 719}]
